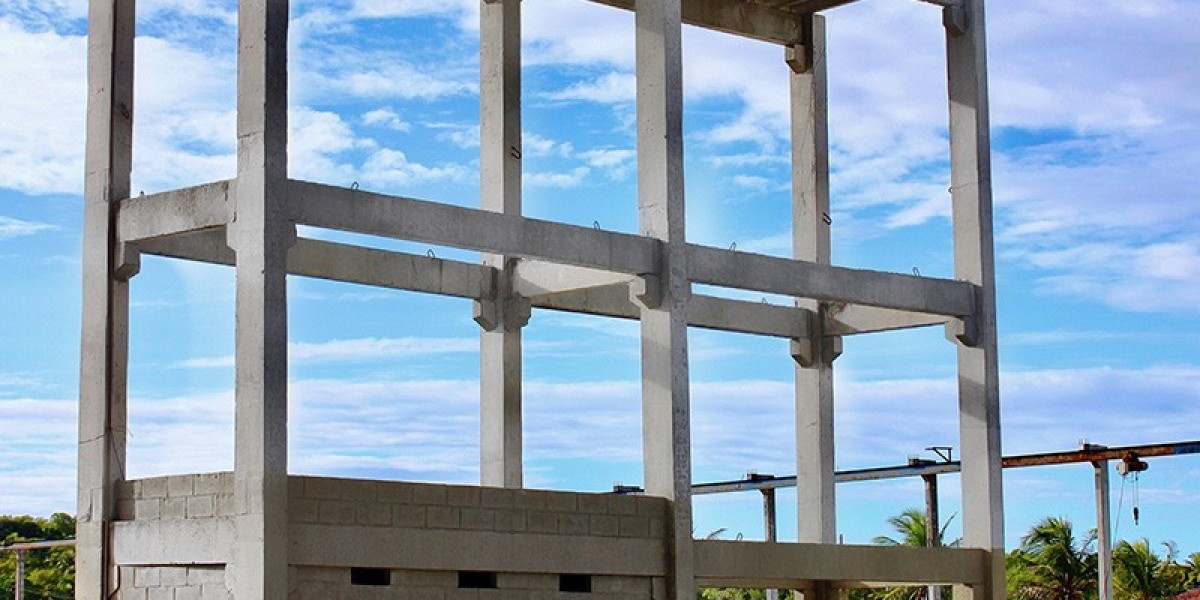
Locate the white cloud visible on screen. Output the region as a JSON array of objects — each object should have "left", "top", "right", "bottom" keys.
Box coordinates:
[
  {"left": 0, "top": 216, "right": 54, "bottom": 240},
  {"left": 524, "top": 166, "right": 589, "bottom": 189},
  {"left": 178, "top": 336, "right": 478, "bottom": 368},
  {"left": 730, "top": 175, "right": 770, "bottom": 192},
  {"left": 362, "top": 107, "right": 411, "bottom": 132},
  {"left": 430, "top": 123, "right": 481, "bottom": 149},
  {"left": 578, "top": 147, "right": 635, "bottom": 180},
  {"left": 546, "top": 72, "right": 636, "bottom": 104},
  {"left": 360, "top": 148, "right": 471, "bottom": 189},
  {"left": 523, "top": 132, "right": 573, "bottom": 158}
]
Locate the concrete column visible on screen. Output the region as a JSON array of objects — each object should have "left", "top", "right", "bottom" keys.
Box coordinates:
[
  {"left": 229, "top": 0, "right": 290, "bottom": 598},
  {"left": 945, "top": 1, "right": 1004, "bottom": 599},
  {"left": 1093, "top": 459, "right": 1112, "bottom": 600},
  {"left": 635, "top": 0, "right": 693, "bottom": 598},
  {"left": 479, "top": 0, "right": 524, "bottom": 489},
  {"left": 790, "top": 15, "right": 836, "bottom": 548},
  {"left": 78, "top": 0, "right": 135, "bottom": 597}
]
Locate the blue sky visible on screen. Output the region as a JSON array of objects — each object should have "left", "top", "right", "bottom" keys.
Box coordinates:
[{"left": 2, "top": 0, "right": 1199, "bottom": 555}]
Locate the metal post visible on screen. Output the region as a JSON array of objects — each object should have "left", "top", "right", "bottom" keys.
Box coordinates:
[
  {"left": 1093, "top": 458, "right": 1112, "bottom": 600},
  {"left": 14, "top": 550, "right": 24, "bottom": 600},
  {"left": 763, "top": 487, "right": 779, "bottom": 600},
  {"left": 923, "top": 472, "right": 941, "bottom": 600}
]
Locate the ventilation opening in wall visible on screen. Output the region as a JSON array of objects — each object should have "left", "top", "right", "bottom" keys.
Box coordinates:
[
  {"left": 350, "top": 567, "right": 391, "bottom": 586},
  {"left": 458, "top": 571, "right": 498, "bottom": 589},
  {"left": 560, "top": 574, "right": 593, "bottom": 593}
]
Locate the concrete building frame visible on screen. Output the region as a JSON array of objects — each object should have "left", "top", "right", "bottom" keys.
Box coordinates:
[{"left": 77, "top": 0, "right": 1004, "bottom": 598}]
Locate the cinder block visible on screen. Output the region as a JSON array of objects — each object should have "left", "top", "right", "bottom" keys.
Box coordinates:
[
  {"left": 445, "top": 485, "right": 481, "bottom": 507},
  {"left": 399, "top": 570, "right": 456, "bottom": 587},
  {"left": 147, "top": 587, "right": 171, "bottom": 600},
  {"left": 167, "top": 475, "right": 194, "bottom": 497},
  {"left": 512, "top": 490, "right": 546, "bottom": 511},
  {"left": 186, "top": 566, "right": 225, "bottom": 585},
  {"left": 576, "top": 493, "right": 608, "bottom": 514},
  {"left": 543, "top": 492, "right": 577, "bottom": 513},
  {"left": 115, "top": 480, "right": 135, "bottom": 500},
  {"left": 318, "top": 500, "right": 357, "bottom": 525},
  {"left": 286, "top": 476, "right": 305, "bottom": 499},
  {"left": 187, "top": 495, "right": 215, "bottom": 518},
  {"left": 174, "top": 586, "right": 202, "bottom": 600},
  {"left": 134, "top": 567, "right": 161, "bottom": 588},
  {"left": 607, "top": 495, "right": 640, "bottom": 516},
  {"left": 409, "top": 588, "right": 447, "bottom": 600},
  {"left": 589, "top": 514, "right": 619, "bottom": 536},
  {"left": 426, "top": 506, "right": 461, "bottom": 529},
  {"left": 636, "top": 497, "right": 667, "bottom": 517},
  {"left": 305, "top": 477, "right": 342, "bottom": 500},
  {"left": 194, "top": 473, "right": 225, "bottom": 495},
  {"left": 291, "top": 499, "right": 319, "bottom": 523},
  {"left": 648, "top": 517, "right": 666, "bottom": 538},
  {"left": 135, "top": 499, "right": 160, "bottom": 520},
  {"left": 460, "top": 508, "right": 495, "bottom": 530},
  {"left": 618, "top": 515, "right": 650, "bottom": 538},
  {"left": 142, "top": 477, "right": 168, "bottom": 499},
  {"left": 118, "top": 588, "right": 147, "bottom": 600},
  {"left": 377, "top": 482, "right": 414, "bottom": 504},
  {"left": 161, "top": 497, "right": 187, "bottom": 519},
  {"left": 493, "top": 509, "right": 526, "bottom": 532},
  {"left": 295, "top": 566, "right": 343, "bottom": 582},
  {"left": 341, "top": 478, "right": 378, "bottom": 502},
  {"left": 526, "top": 511, "right": 558, "bottom": 534},
  {"left": 394, "top": 505, "right": 427, "bottom": 528},
  {"left": 214, "top": 494, "right": 237, "bottom": 517},
  {"left": 478, "top": 487, "right": 515, "bottom": 509},
  {"left": 115, "top": 499, "right": 135, "bottom": 520},
  {"left": 411, "top": 484, "right": 448, "bottom": 506},
  {"left": 201, "top": 582, "right": 231, "bottom": 600},
  {"left": 558, "top": 513, "right": 589, "bottom": 536},
  {"left": 160, "top": 566, "right": 187, "bottom": 587},
  {"left": 357, "top": 502, "right": 393, "bottom": 526}
]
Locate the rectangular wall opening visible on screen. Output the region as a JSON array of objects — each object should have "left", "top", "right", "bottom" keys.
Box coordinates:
[
  {"left": 458, "top": 571, "right": 498, "bottom": 589},
  {"left": 560, "top": 574, "right": 593, "bottom": 593},
  {"left": 350, "top": 567, "right": 391, "bottom": 586}
]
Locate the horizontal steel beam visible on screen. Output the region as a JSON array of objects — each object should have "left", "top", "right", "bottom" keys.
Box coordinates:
[
  {"left": 0, "top": 539, "right": 75, "bottom": 552},
  {"left": 687, "top": 244, "right": 978, "bottom": 317},
  {"left": 693, "top": 439, "right": 1200, "bottom": 494},
  {"left": 587, "top": 0, "right": 801, "bottom": 45},
  {"left": 694, "top": 540, "right": 988, "bottom": 587}
]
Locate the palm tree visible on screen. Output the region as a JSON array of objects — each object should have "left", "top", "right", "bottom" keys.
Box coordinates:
[
  {"left": 870, "top": 509, "right": 959, "bottom": 600},
  {"left": 1007, "top": 516, "right": 1097, "bottom": 600},
  {"left": 1112, "top": 538, "right": 1186, "bottom": 600}
]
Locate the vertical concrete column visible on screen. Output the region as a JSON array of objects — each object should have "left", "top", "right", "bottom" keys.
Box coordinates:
[
  {"left": 229, "top": 0, "right": 290, "bottom": 598},
  {"left": 478, "top": 0, "right": 524, "bottom": 489},
  {"left": 78, "top": 0, "right": 135, "bottom": 597},
  {"left": 945, "top": 1, "right": 1004, "bottom": 599},
  {"left": 635, "top": 0, "right": 693, "bottom": 598},
  {"left": 789, "top": 15, "right": 836, "bottom": 547}
]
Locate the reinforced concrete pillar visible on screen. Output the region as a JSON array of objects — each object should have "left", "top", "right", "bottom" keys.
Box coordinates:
[
  {"left": 790, "top": 13, "right": 836, "bottom": 550},
  {"left": 78, "top": 0, "right": 136, "bottom": 597},
  {"left": 945, "top": 1, "right": 1004, "bottom": 599},
  {"left": 229, "top": 0, "right": 291, "bottom": 598},
  {"left": 478, "top": 0, "right": 524, "bottom": 489},
  {"left": 635, "top": 0, "right": 694, "bottom": 598}
]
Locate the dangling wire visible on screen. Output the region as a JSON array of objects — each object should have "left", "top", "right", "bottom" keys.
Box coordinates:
[
  {"left": 1115, "top": 472, "right": 1127, "bottom": 540},
  {"left": 1132, "top": 471, "right": 1141, "bottom": 526}
]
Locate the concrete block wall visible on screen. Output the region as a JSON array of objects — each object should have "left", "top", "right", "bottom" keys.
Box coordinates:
[
  {"left": 290, "top": 566, "right": 657, "bottom": 600},
  {"left": 288, "top": 476, "right": 667, "bottom": 541},
  {"left": 114, "top": 473, "right": 236, "bottom": 521},
  {"left": 116, "top": 565, "right": 229, "bottom": 600}
]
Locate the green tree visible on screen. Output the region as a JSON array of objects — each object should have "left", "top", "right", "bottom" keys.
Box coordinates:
[
  {"left": 1007, "top": 516, "right": 1097, "bottom": 600},
  {"left": 869, "top": 509, "right": 959, "bottom": 600},
  {"left": 1112, "top": 539, "right": 1186, "bottom": 600},
  {"left": 1, "top": 513, "right": 75, "bottom": 600}
]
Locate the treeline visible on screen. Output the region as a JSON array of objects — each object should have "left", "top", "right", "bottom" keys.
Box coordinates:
[
  {"left": 1, "top": 514, "right": 75, "bottom": 600},
  {"left": 700, "top": 512, "right": 1200, "bottom": 600}
]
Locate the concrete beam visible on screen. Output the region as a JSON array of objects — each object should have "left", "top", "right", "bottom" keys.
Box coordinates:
[
  {"left": 513, "top": 259, "right": 637, "bottom": 297},
  {"left": 687, "top": 244, "right": 977, "bottom": 317},
  {"left": 823, "top": 303, "right": 949, "bottom": 336},
  {"left": 778, "top": 0, "right": 863, "bottom": 15},
  {"left": 588, "top": 0, "right": 800, "bottom": 45},
  {"left": 78, "top": 0, "right": 135, "bottom": 596},
  {"left": 288, "top": 179, "right": 661, "bottom": 276},
  {"left": 115, "top": 180, "right": 234, "bottom": 242},
  {"left": 111, "top": 518, "right": 234, "bottom": 566},
  {"left": 694, "top": 540, "right": 988, "bottom": 588}
]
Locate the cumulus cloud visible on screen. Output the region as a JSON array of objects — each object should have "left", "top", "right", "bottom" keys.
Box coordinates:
[{"left": 524, "top": 167, "right": 589, "bottom": 189}]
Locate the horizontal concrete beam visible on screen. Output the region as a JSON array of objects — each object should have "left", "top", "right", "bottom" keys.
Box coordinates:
[
  {"left": 290, "top": 524, "right": 666, "bottom": 577},
  {"left": 288, "top": 180, "right": 660, "bottom": 276},
  {"left": 514, "top": 259, "right": 636, "bottom": 297},
  {"left": 138, "top": 230, "right": 496, "bottom": 300},
  {"left": 694, "top": 540, "right": 988, "bottom": 588},
  {"left": 111, "top": 518, "right": 234, "bottom": 565},
  {"left": 824, "top": 303, "right": 950, "bottom": 336},
  {"left": 116, "top": 180, "right": 234, "bottom": 242},
  {"left": 534, "top": 285, "right": 811, "bottom": 339},
  {"left": 780, "top": 0, "right": 864, "bottom": 15},
  {"left": 587, "top": 0, "right": 800, "bottom": 45},
  {"left": 687, "top": 244, "right": 978, "bottom": 317}
]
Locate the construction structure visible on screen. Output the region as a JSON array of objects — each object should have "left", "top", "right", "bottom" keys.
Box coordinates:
[{"left": 77, "top": 0, "right": 1002, "bottom": 598}]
